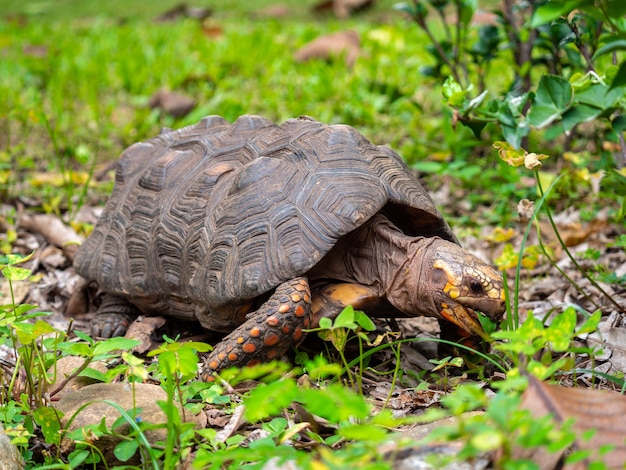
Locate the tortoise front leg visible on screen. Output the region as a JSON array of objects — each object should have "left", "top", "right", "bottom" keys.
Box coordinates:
[
  {"left": 201, "top": 277, "right": 312, "bottom": 381},
  {"left": 91, "top": 294, "right": 139, "bottom": 338}
]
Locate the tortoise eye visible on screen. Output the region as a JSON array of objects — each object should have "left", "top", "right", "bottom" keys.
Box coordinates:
[{"left": 470, "top": 279, "right": 484, "bottom": 294}]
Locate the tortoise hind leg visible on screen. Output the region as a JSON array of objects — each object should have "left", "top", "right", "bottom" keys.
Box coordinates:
[
  {"left": 201, "top": 277, "right": 312, "bottom": 381},
  {"left": 90, "top": 294, "right": 139, "bottom": 338},
  {"left": 311, "top": 283, "right": 405, "bottom": 326}
]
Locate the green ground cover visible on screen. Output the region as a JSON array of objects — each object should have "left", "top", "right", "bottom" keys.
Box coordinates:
[{"left": 1, "top": 0, "right": 625, "bottom": 468}]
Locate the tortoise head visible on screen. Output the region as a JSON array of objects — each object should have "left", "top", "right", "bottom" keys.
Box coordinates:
[{"left": 424, "top": 240, "right": 505, "bottom": 337}]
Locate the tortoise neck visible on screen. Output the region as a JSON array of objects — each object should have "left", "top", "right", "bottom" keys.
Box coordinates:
[
  {"left": 313, "top": 214, "right": 433, "bottom": 316},
  {"left": 357, "top": 214, "right": 436, "bottom": 316}
]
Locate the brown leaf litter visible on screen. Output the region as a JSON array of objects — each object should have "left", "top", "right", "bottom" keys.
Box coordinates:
[{"left": 294, "top": 30, "right": 360, "bottom": 67}]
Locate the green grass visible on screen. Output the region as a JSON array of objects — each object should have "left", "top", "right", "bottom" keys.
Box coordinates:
[{"left": 1, "top": 1, "right": 532, "bottom": 221}]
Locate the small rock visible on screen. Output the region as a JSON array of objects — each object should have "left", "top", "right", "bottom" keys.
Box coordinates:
[
  {"left": 55, "top": 382, "right": 198, "bottom": 465},
  {"left": 0, "top": 427, "right": 25, "bottom": 470},
  {"left": 390, "top": 413, "right": 489, "bottom": 469},
  {"left": 48, "top": 356, "right": 109, "bottom": 398}
]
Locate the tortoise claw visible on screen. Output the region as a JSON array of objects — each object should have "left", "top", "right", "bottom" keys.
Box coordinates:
[{"left": 91, "top": 313, "right": 133, "bottom": 338}]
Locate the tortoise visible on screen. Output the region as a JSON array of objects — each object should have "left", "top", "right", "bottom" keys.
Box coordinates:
[{"left": 73, "top": 115, "right": 505, "bottom": 380}]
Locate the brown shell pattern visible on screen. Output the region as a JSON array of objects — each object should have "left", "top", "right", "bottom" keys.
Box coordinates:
[{"left": 74, "top": 115, "right": 455, "bottom": 323}]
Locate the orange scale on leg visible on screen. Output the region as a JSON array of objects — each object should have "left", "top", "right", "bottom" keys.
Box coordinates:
[
  {"left": 294, "top": 305, "right": 306, "bottom": 317},
  {"left": 249, "top": 327, "right": 261, "bottom": 337},
  {"left": 292, "top": 327, "right": 303, "bottom": 342},
  {"left": 266, "top": 316, "right": 280, "bottom": 326},
  {"left": 242, "top": 343, "right": 257, "bottom": 354},
  {"left": 278, "top": 304, "right": 290, "bottom": 314},
  {"left": 264, "top": 333, "right": 280, "bottom": 346}
]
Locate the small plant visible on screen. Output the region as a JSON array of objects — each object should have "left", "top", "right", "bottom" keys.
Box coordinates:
[
  {"left": 398, "top": 0, "right": 626, "bottom": 156},
  {"left": 305, "top": 305, "right": 377, "bottom": 391},
  {"left": 193, "top": 357, "right": 412, "bottom": 470}
]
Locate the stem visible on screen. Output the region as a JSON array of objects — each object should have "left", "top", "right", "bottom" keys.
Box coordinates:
[
  {"left": 569, "top": 21, "right": 595, "bottom": 71},
  {"left": 416, "top": 16, "right": 463, "bottom": 85},
  {"left": 510, "top": 174, "right": 563, "bottom": 330},
  {"left": 535, "top": 173, "right": 624, "bottom": 313}
]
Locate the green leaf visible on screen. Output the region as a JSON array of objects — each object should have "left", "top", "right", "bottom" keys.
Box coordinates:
[
  {"left": 33, "top": 406, "right": 63, "bottom": 445},
  {"left": 298, "top": 384, "right": 370, "bottom": 422},
  {"left": 576, "top": 310, "right": 601, "bottom": 334},
  {"left": 333, "top": 306, "right": 358, "bottom": 329},
  {"left": 528, "top": 105, "right": 563, "bottom": 129},
  {"left": 442, "top": 76, "right": 467, "bottom": 107},
  {"left": 59, "top": 342, "right": 92, "bottom": 357},
  {"left": 562, "top": 105, "right": 602, "bottom": 131},
  {"left": 575, "top": 82, "right": 623, "bottom": 109},
  {"left": 612, "top": 115, "right": 626, "bottom": 133},
  {"left": 114, "top": 439, "right": 139, "bottom": 462},
  {"left": 593, "top": 37, "right": 626, "bottom": 60},
  {"left": 1, "top": 265, "right": 31, "bottom": 281},
  {"left": 92, "top": 337, "right": 140, "bottom": 355},
  {"left": 530, "top": 0, "right": 580, "bottom": 27},
  {"left": 609, "top": 62, "right": 626, "bottom": 91},
  {"left": 78, "top": 366, "right": 108, "bottom": 382},
  {"left": 501, "top": 121, "right": 530, "bottom": 149},
  {"left": 339, "top": 422, "right": 389, "bottom": 442},
  {"left": 244, "top": 378, "right": 298, "bottom": 422},
  {"left": 529, "top": 75, "right": 573, "bottom": 128},
  {"left": 458, "top": 0, "right": 477, "bottom": 27},
  {"left": 67, "top": 449, "right": 91, "bottom": 467},
  {"left": 545, "top": 308, "right": 576, "bottom": 351},
  {"left": 353, "top": 311, "right": 376, "bottom": 331},
  {"left": 318, "top": 317, "right": 332, "bottom": 329},
  {"left": 14, "top": 319, "right": 56, "bottom": 344}
]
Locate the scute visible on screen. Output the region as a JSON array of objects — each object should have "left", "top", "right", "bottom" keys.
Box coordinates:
[{"left": 74, "top": 115, "right": 455, "bottom": 324}]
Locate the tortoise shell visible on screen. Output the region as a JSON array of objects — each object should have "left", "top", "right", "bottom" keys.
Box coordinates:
[{"left": 74, "top": 115, "right": 457, "bottom": 331}]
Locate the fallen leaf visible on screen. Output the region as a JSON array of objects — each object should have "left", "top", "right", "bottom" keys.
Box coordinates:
[
  {"left": 587, "top": 312, "right": 626, "bottom": 374},
  {"left": 154, "top": 3, "right": 212, "bottom": 22},
  {"left": 505, "top": 375, "right": 626, "bottom": 468},
  {"left": 294, "top": 30, "right": 360, "bottom": 67},
  {"left": 127, "top": 316, "right": 168, "bottom": 354},
  {"left": 18, "top": 213, "right": 84, "bottom": 261},
  {"left": 148, "top": 88, "right": 196, "bottom": 118},
  {"left": 313, "top": 0, "right": 375, "bottom": 19},
  {"left": 255, "top": 4, "right": 290, "bottom": 19}
]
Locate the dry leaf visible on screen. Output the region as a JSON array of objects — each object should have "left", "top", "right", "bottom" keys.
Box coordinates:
[
  {"left": 587, "top": 313, "right": 626, "bottom": 374},
  {"left": 148, "top": 88, "right": 196, "bottom": 118},
  {"left": 255, "top": 4, "right": 290, "bottom": 19},
  {"left": 517, "top": 199, "right": 534, "bottom": 221},
  {"left": 127, "top": 316, "right": 168, "bottom": 354},
  {"left": 154, "top": 3, "right": 212, "bottom": 22},
  {"left": 294, "top": 30, "right": 360, "bottom": 67},
  {"left": 313, "top": 0, "right": 375, "bottom": 19},
  {"left": 18, "top": 213, "right": 84, "bottom": 261},
  {"left": 538, "top": 218, "right": 606, "bottom": 248},
  {"left": 506, "top": 375, "right": 626, "bottom": 468}
]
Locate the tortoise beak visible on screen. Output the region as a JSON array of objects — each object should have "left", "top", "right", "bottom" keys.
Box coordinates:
[{"left": 440, "top": 304, "right": 488, "bottom": 339}]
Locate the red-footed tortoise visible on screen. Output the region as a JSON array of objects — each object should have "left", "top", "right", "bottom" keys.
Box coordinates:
[{"left": 73, "top": 115, "right": 505, "bottom": 380}]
